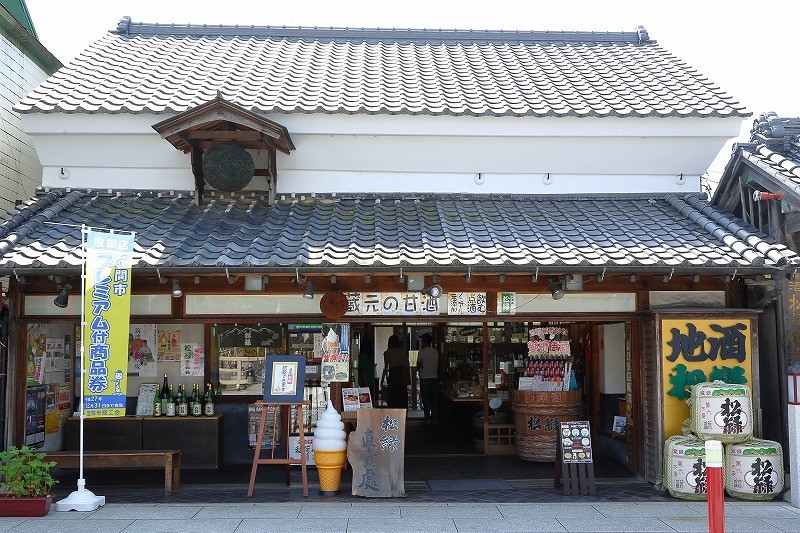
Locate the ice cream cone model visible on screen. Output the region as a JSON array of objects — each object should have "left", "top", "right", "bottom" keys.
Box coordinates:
[{"left": 312, "top": 400, "right": 347, "bottom": 493}]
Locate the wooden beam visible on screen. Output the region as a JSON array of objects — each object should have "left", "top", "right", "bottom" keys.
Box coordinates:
[
  {"left": 186, "top": 131, "right": 263, "bottom": 139},
  {"left": 197, "top": 141, "right": 266, "bottom": 149}
]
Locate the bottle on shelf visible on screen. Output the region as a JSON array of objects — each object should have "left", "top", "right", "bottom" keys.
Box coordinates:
[
  {"left": 178, "top": 385, "right": 189, "bottom": 416},
  {"left": 152, "top": 390, "right": 162, "bottom": 416},
  {"left": 192, "top": 384, "right": 203, "bottom": 416},
  {"left": 166, "top": 384, "right": 176, "bottom": 416},
  {"left": 160, "top": 373, "right": 169, "bottom": 413},
  {"left": 204, "top": 383, "right": 215, "bottom": 416}
]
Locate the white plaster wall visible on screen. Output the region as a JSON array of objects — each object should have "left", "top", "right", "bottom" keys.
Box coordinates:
[
  {"left": 22, "top": 112, "right": 744, "bottom": 195},
  {"left": 0, "top": 34, "right": 49, "bottom": 212},
  {"left": 600, "top": 323, "right": 626, "bottom": 395}
]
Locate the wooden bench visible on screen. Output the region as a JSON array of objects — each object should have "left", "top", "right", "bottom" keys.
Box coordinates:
[{"left": 45, "top": 450, "right": 181, "bottom": 495}]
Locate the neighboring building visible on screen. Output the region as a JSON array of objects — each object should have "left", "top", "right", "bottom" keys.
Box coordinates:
[
  {"left": 0, "top": 0, "right": 59, "bottom": 450},
  {"left": 713, "top": 112, "right": 800, "bottom": 457},
  {"left": 1, "top": 19, "right": 795, "bottom": 485},
  {"left": 0, "top": 0, "right": 60, "bottom": 212}
]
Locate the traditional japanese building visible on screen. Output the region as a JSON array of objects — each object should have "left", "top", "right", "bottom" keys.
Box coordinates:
[{"left": 1, "top": 18, "right": 796, "bottom": 483}]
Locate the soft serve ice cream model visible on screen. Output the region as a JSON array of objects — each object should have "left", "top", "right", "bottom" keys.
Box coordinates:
[{"left": 312, "top": 400, "right": 347, "bottom": 492}]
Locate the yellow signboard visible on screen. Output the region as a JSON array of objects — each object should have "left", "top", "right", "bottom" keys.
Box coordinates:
[{"left": 661, "top": 319, "right": 751, "bottom": 439}]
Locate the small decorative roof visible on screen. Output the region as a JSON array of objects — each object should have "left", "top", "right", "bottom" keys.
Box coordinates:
[
  {"left": 152, "top": 96, "right": 294, "bottom": 154},
  {"left": 14, "top": 19, "right": 749, "bottom": 119},
  {"left": 0, "top": 189, "right": 791, "bottom": 274}
]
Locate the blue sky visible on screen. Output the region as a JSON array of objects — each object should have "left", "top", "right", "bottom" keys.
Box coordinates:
[{"left": 23, "top": 0, "right": 800, "bottom": 186}]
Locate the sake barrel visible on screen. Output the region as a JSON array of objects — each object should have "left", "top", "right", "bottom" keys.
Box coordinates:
[
  {"left": 725, "top": 439, "right": 784, "bottom": 500},
  {"left": 689, "top": 382, "right": 752, "bottom": 443},
  {"left": 512, "top": 390, "right": 582, "bottom": 461},
  {"left": 663, "top": 435, "right": 707, "bottom": 500}
]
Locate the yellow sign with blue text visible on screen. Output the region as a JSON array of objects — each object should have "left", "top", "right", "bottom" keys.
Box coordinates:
[
  {"left": 661, "top": 319, "right": 752, "bottom": 439},
  {"left": 82, "top": 229, "right": 135, "bottom": 417}
]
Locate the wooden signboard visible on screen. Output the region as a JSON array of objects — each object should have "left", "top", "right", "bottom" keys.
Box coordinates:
[{"left": 347, "top": 408, "right": 406, "bottom": 497}]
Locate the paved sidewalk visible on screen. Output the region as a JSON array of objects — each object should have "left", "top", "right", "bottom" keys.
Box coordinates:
[{"left": 2, "top": 499, "right": 800, "bottom": 532}]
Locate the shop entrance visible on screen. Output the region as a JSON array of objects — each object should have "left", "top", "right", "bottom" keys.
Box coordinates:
[{"left": 359, "top": 320, "right": 637, "bottom": 477}]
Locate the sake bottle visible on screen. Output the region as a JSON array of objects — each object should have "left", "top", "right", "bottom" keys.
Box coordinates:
[
  {"left": 204, "top": 383, "right": 215, "bottom": 416},
  {"left": 166, "top": 384, "right": 176, "bottom": 416},
  {"left": 191, "top": 384, "right": 203, "bottom": 416}
]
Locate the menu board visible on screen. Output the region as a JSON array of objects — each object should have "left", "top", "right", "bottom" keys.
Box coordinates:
[{"left": 560, "top": 421, "right": 593, "bottom": 463}]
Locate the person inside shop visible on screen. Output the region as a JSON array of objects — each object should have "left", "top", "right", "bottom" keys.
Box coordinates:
[
  {"left": 358, "top": 336, "right": 376, "bottom": 406},
  {"left": 381, "top": 334, "right": 409, "bottom": 409},
  {"left": 417, "top": 333, "right": 439, "bottom": 426}
]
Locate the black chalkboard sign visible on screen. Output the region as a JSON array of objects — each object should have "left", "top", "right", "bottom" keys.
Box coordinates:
[
  {"left": 216, "top": 325, "right": 283, "bottom": 348},
  {"left": 560, "top": 420, "right": 593, "bottom": 463},
  {"left": 556, "top": 420, "right": 596, "bottom": 495}
]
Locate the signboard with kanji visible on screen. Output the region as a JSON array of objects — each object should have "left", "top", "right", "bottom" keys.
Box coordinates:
[
  {"left": 347, "top": 408, "right": 406, "bottom": 497},
  {"left": 661, "top": 318, "right": 752, "bottom": 439}
]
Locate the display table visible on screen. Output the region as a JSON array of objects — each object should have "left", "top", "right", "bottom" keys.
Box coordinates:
[{"left": 66, "top": 415, "right": 223, "bottom": 469}]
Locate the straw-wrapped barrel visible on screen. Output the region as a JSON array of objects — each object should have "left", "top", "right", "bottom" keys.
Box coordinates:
[{"left": 513, "top": 390, "right": 582, "bottom": 461}]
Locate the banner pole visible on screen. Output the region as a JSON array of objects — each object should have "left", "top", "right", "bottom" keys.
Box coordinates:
[{"left": 55, "top": 224, "right": 105, "bottom": 512}]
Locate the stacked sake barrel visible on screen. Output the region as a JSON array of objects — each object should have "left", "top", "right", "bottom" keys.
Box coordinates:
[{"left": 663, "top": 381, "right": 782, "bottom": 501}]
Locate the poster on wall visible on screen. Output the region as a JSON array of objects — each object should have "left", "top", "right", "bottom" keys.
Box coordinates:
[
  {"left": 45, "top": 384, "right": 59, "bottom": 435},
  {"left": 321, "top": 323, "right": 350, "bottom": 382},
  {"left": 44, "top": 337, "right": 64, "bottom": 372},
  {"left": 128, "top": 324, "right": 157, "bottom": 377},
  {"left": 24, "top": 385, "right": 46, "bottom": 448},
  {"left": 27, "top": 324, "right": 46, "bottom": 384},
  {"left": 63, "top": 348, "right": 72, "bottom": 384},
  {"left": 247, "top": 403, "right": 281, "bottom": 449},
  {"left": 181, "top": 343, "right": 204, "bottom": 376},
  {"left": 158, "top": 329, "right": 182, "bottom": 361},
  {"left": 57, "top": 384, "right": 71, "bottom": 412}
]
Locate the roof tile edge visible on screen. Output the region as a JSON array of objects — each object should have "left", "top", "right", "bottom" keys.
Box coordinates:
[{"left": 112, "top": 17, "right": 650, "bottom": 44}]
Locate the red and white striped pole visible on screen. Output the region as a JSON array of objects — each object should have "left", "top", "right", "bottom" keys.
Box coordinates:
[{"left": 705, "top": 440, "right": 724, "bottom": 533}]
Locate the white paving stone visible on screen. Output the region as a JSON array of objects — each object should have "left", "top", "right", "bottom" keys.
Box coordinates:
[
  {"left": 558, "top": 518, "right": 674, "bottom": 532},
  {"left": 85, "top": 504, "right": 201, "bottom": 519},
  {"left": 233, "top": 518, "right": 348, "bottom": 533},
  {"left": 594, "top": 501, "right": 698, "bottom": 517},
  {"left": 401, "top": 504, "right": 503, "bottom": 518},
  {"left": 6, "top": 519, "right": 134, "bottom": 532},
  {"left": 345, "top": 518, "right": 457, "bottom": 532},
  {"left": 497, "top": 503, "right": 604, "bottom": 519},
  {"left": 299, "top": 505, "right": 400, "bottom": 518},
  {"left": 454, "top": 517, "right": 568, "bottom": 532},
  {"left": 119, "top": 518, "right": 242, "bottom": 533},
  {"left": 193, "top": 504, "right": 301, "bottom": 519}
]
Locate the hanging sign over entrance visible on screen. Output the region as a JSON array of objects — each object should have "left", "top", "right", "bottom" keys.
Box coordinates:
[
  {"left": 448, "top": 292, "right": 487, "bottom": 315},
  {"left": 345, "top": 292, "right": 440, "bottom": 316}
]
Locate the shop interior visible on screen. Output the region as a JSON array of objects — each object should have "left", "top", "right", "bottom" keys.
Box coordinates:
[{"left": 25, "top": 318, "right": 636, "bottom": 484}]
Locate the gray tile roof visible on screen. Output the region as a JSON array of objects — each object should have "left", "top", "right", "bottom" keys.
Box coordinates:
[
  {"left": 713, "top": 113, "right": 800, "bottom": 206},
  {"left": 14, "top": 23, "right": 749, "bottom": 118},
  {"left": 0, "top": 189, "right": 791, "bottom": 274}
]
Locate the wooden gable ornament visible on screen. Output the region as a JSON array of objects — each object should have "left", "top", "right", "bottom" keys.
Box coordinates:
[{"left": 152, "top": 96, "right": 295, "bottom": 204}]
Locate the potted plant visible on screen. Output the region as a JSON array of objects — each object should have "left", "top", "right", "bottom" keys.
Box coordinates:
[{"left": 0, "top": 445, "right": 58, "bottom": 516}]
